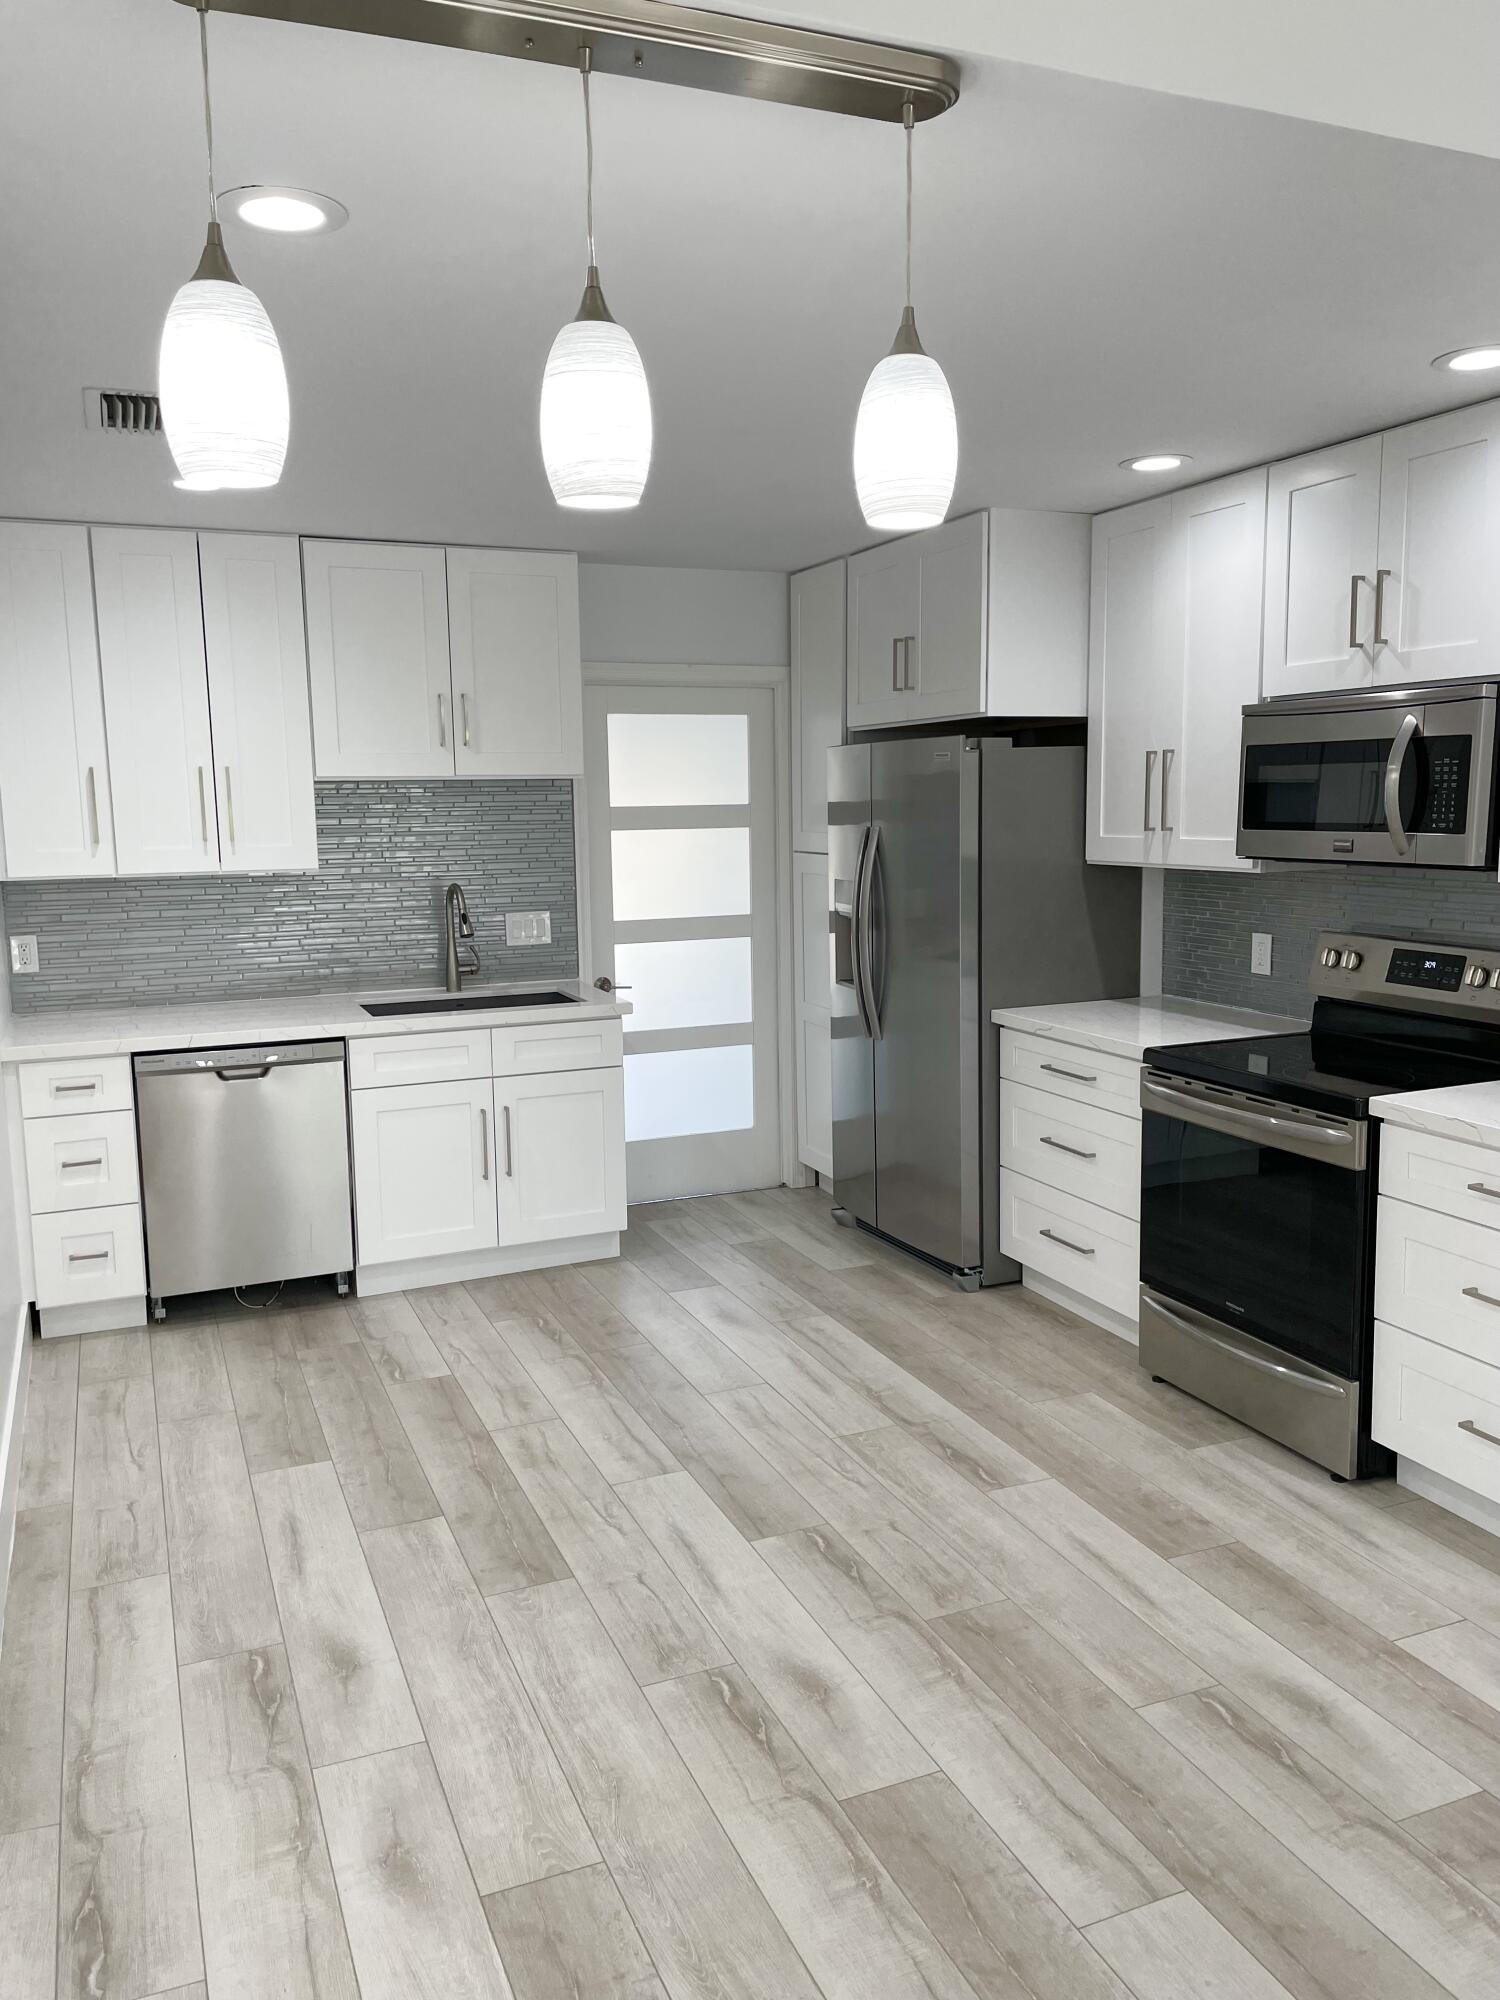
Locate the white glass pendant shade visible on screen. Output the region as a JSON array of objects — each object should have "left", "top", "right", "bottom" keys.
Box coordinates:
[
  {"left": 159, "top": 224, "right": 289, "bottom": 492},
  {"left": 854, "top": 309, "right": 957, "bottom": 532},
  {"left": 541, "top": 269, "right": 652, "bottom": 510}
]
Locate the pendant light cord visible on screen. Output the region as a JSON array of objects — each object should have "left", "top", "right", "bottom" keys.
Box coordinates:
[
  {"left": 903, "top": 99, "right": 914, "bottom": 310},
  {"left": 197, "top": 0, "right": 217, "bottom": 223},
  {"left": 580, "top": 47, "right": 596, "bottom": 268}
]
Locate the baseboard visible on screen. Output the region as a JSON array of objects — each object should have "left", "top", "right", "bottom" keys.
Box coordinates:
[
  {"left": 1022, "top": 1269, "right": 1139, "bottom": 1345},
  {"left": 38, "top": 1295, "right": 147, "bottom": 1340},
  {"left": 0, "top": 1300, "right": 32, "bottom": 1648},
  {"left": 1397, "top": 1456, "right": 1500, "bottom": 1544},
  {"left": 354, "top": 1232, "right": 621, "bottom": 1297}
]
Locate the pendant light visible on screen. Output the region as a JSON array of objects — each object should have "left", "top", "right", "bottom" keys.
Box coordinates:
[
  {"left": 540, "top": 48, "right": 652, "bottom": 511},
  {"left": 158, "top": 0, "right": 289, "bottom": 492},
  {"left": 854, "top": 102, "right": 957, "bottom": 532}
]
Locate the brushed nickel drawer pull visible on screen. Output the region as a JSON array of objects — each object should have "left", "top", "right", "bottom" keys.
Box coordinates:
[
  {"left": 480, "top": 1107, "right": 490, "bottom": 1182},
  {"left": 53, "top": 1082, "right": 98, "bottom": 1095},
  {"left": 67, "top": 1250, "right": 110, "bottom": 1264},
  {"left": 1040, "top": 1062, "right": 1099, "bottom": 1084},
  {"left": 1462, "top": 1284, "right": 1500, "bottom": 1310},
  {"left": 62, "top": 1157, "right": 104, "bottom": 1170},
  {"left": 1459, "top": 1418, "right": 1500, "bottom": 1449},
  {"left": 1039, "top": 1227, "right": 1095, "bottom": 1257},
  {"left": 1468, "top": 1182, "right": 1500, "bottom": 1200},
  {"left": 1040, "top": 1135, "right": 1097, "bottom": 1161}
]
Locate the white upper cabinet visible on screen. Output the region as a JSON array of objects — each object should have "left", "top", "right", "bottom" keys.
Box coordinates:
[
  {"left": 447, "top": 547, "right": 583, "bottom": 777},
  {"left": 1261, "top": 436, "right": 1382, "bottom": 699},
  {"left": 91, "top": 526, "right": 218, "bottom": 875},
  {"left": 0, "top": 521, "right": 115, "bottom": 879},
  {"left": 199, "top": 533, "right": 317, "bottom": 873},
  {"left": 846, "top": 510, "right": 1088, "bottom": 732},
  {"left": 1373, "top": 402, "right": 1500, "bottom": 686},
  {"left": 1086, "top": 497, "right": 1174, "bottom": 866},
  {"left": 304, "top": 540, "right": 452, "bottom": 778},
  {"left": 790, "top": 558, "right": 845, "bottom": 851}
]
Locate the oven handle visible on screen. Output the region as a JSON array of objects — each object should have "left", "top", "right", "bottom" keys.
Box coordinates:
[
  {"left": 1143, "top": 1293, "right": 1347, "bottom": 1396},
  {"left": 1383, "top": 711, "right": 1419, "bottom": 857},
  {"left": 1140, "top": 1076, "right": 1364, "bottom": 1169}
]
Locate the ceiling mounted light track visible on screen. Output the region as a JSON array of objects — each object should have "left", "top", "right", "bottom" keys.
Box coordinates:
[{"left": 169, "top": 0, "right": 959, "bottom": 123}]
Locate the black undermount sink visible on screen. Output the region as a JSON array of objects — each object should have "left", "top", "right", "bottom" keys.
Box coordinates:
[{"left": 361, "top": 991, "right": 580, "bottom": 1018}]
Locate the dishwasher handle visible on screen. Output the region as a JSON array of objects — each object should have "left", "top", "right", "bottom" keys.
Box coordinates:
[{"left": 216, "top": 1063, "right": 273, "bottom": 1081}]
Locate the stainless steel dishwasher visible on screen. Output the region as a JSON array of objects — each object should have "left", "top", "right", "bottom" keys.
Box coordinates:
[{"left": 134, "top": 1042, "right": 354, "bottom": 1313}]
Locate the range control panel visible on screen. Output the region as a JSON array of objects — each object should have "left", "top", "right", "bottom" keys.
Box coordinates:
[{"left": 1310, "top": 932, "right": 1500, "bottom": 1014}]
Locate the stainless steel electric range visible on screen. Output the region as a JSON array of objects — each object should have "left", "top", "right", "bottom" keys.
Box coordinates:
[{"left": 1139, "top": 931, "right": 1500, "bottom": 1478}]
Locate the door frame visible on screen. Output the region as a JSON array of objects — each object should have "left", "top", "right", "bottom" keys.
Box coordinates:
[{"left": 578, "top": 661, "right": 805, "bottom": 1190}]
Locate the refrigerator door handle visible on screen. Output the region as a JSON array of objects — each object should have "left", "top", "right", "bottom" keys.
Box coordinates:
[
  {"left": 857, "top": 821, "right": 884, "bottom": 1040},
  {"left": 847, "top": 824, "right": 876, "bottom": 1040}
]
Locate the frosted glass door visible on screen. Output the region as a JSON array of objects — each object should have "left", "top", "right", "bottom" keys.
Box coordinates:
[{"left": 585, "top": 683, "right": 780, "bottom": 1201}]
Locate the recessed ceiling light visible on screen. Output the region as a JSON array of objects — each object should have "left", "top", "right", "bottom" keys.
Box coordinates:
[
  {"left": 1122, "top": 453, "right": 1191, "bottom": 473},
  {"left": 222, "top": 186, "right": 349, "bottom": 234},
  {"left": 1432, "top": 345, "right": 1500, "bottom": 374}
]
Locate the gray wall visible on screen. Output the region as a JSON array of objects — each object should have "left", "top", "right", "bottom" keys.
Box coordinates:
[
  {"left": 1163, "top": 865, "right": 1500, "bottom": 1016},
  {"left": 4, "top": 780, "right": 578, "bottom": 1011}
]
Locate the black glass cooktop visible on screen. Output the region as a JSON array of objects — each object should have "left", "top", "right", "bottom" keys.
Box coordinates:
[{"left": 1146, "top": 999, "right": 1500, "bottom": 1118}]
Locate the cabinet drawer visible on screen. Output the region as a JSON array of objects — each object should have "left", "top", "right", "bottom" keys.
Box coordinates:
[
  {"left": 999, "top": 1169, "right": 1139, "bottom": 1320},
  {"left": 1000, "top": 1080, "right": 1141, "bottom": 1220},
  {"left": 1376, "top": 1195, "right": 1500, "bottom": 1367},
  {"left": 1000, "top": 1030, "right": 1141, "bottom": 1121},
  {"left": 1379, "top": 1120, "right": 1500, "bottom": 1234},
  {"left": 348, "top": 1029, "right": 492, "bottom": 1090},
  {"left": 32, "top": 1203, "right": 145, "bottom": 1309},
  {"left": 24, "top": 1110, "right": 139, "bottom": 1214},
  {"left": 19, "top": 1055, "right": 133, "bottom": 1118},
  {"left": 1374, "top": 1319, "right": 1500, "bottom": 1507},
  {"left": 492, "top": 1016, "right": 622, "bottom": 1076}
]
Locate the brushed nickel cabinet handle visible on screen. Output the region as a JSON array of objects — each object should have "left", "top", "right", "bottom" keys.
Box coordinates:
[
  {"left": 904, "top": 636, "right": 917, "bottom": 689},
  {"left": 1468, "top": 1182, "right": 1500, "bottom": 1200},
  {"left": 1160, "top": 747, "right": 1174, "bottom": 834},
  {"left": 1040, "top": 1062, "right": 1099, "bottom": 1084},
  {"left": 891, "top": 638, "right": 901, "bottom": 694},
  {"left": 61, "top": 1157, "right": 104, "bottom": 1170},
  {"left": 86, "top": 766, "right": 100, "bottom": 853},
  {"left": 68, "top": 1250, "right": 110, "bottom": 1264},
  {"left": 1462, "top": 1284, "right": 1500, "bottom": 1310},
  {"left": 198, "top": 766, "right": 209, "bottom": 848},
  {"left": 1040, "top": 1135, "right": 1097, "bottom": 1161},
  {"left": 1143, "top": 749, "right": 1157, "bottom": 833},
  {"left": 1373, "top": 567, "right": 1392, "bottom": 648},
  {"left": 480, "top": 1107, "right": 489, "bottom": 1182},
  {"left": 224, "top": 766, "right": 235, "bottom": 849},
  {"left": 438, "top": 692, "right": 448, "bottom": 747},
  {"left": 461, "top": 691, "right": 472, "bottom": 748},
  {"left": 52, "top": 1082, "right": 97, "bottom": 1095},
  {"left": 1348, "top": 573, "right": 1364, "bottom": 649},
  {"left": 1459, "top": 1418, "right": 1500, "bottom": 1449},
  {"left": 1039, "top": 1227, "right": 1095, "bottom": 1257},
  {"left": 503, "top": 1104, "right": 514, "bottom": 1177}
]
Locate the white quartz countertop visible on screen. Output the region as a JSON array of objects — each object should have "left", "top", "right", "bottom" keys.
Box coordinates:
[
  {"left": 991, "top": 995, "right": 1306, "bottom": 1062},
  {"left": 1374, "top": 1081, "right": 1500, "bottom": 1151},
  {"left": 0, "top": 979, "right": 629, "bottom": 1064}
]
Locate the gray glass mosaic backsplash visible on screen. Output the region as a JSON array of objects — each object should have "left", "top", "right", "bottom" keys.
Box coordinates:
[
  {"left": 4, "top": 780, "right": 578, "bottom": 1011},
  {"left": 1163, "top": 865, "right": 1500, "bottom": 1017}
]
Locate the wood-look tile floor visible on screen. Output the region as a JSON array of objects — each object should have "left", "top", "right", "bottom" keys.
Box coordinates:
[{"left": 7, "top": 1187, "right": 1500, "bottom": 1999}]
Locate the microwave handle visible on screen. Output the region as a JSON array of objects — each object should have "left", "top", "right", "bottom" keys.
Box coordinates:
[{"left": 1383, "top": 712, "right": 1419, "bottom": 857}]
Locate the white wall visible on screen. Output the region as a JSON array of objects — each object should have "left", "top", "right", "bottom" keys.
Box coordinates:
[
  {"left": 580, "top": 564, "right": 788, "bottom": 668},
  {"left": 0, "top": 883, "right": 30, "bottom": 1637}
]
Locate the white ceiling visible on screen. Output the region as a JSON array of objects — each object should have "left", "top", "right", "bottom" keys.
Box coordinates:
[{"left": 3, "top": 0, "right": 1500, "bottom": 570}]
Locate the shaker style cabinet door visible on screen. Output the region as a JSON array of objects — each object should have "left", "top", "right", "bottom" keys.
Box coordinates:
[
  {"left": 0, "top": 520, "right": 116, "bottom": 878},
  {"left": 793, "top": 849, "right": 833, "bottom": 1176},
  {"left": 91, "top": 525, "right": 219, "bottom": 874},
  {"left": 199, "top": 532, "right": 318, "bottom": 872},
  {"left": 351, "top": 1079, "right": 499, "bottom": 1266},
  {"left": 790, "top": 558, "right": 846, "bottom": 852},
  {"left": 494, "top": 1067, "right": 626, "bottom": 1246},
  {"left": 1261, "top": 435, "right": 1382, "bottom": 699},
  {"left": 447, "top": 547, "right": 583, "bottom": 777},
  {"left": 1085, "top": 496, "right": 1174, "bottom": 865},
  {"left": 903, "top": 509, "right": 988, "bottom": 723},
  {"left": 303, "top": 539, "right": 453, "bottom": 778},
  {"left": 846, "top": 540, "right": 918, "bottom": 730},
  {"left": 1372, "top": 402, "right": 1500, "bottom": 686}
]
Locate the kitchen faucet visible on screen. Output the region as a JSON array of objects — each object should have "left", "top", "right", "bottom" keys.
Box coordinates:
[{"left": 444, "top": 882, "right": 480, "bottom": 992}]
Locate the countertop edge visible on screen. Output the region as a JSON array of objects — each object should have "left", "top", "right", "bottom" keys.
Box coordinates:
[{"left": 989, "top": 996, "right": 1305, "bottom": 1064}]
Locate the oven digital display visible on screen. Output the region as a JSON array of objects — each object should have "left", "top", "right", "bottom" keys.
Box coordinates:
[{"left": 1387, "top": 947, "right": 1465, "bottom": 992}]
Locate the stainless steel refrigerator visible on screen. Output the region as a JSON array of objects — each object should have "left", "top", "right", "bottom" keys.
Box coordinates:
[{"left": 829, "top": 731, "right": 1141, "bottom": 1286}]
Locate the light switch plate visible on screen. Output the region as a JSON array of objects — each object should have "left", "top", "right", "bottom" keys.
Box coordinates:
[
  {"left": 9, "top": 934, "right": 39, "bottom": 974},
  {"left": 505, "top": 911, "right": 552, "bottom": 947},
  {"left": 1251, "top": 932, "right": 1273, "bottom": 977}
]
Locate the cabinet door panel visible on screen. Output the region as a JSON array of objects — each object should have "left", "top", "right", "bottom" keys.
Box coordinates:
[
  {"left": 352, "top": 1079, "right": 498, "bottom": 1266},
  {"left": 1374, "top": 403, "right": 1500, "bottom": 684},
  {"left": 495, "top": 1067, "right": 625, "bottom": 1246},
  {"left": 91, "top": 526, "right": 218, "bottom": 874},
  {"left": 790, "top": 559, "right": 845, "bottom": 851},
  {"left": 304, "top": 540, "right": 453, "bottom": 777},
  {"left": 0, "top": 521, "right": 116, "bottom": 878},
  {"left": 1262, "top": 437, "right": 1381, "bottom": 698},
  {"left": 793, "top": 850, "right": 832, "bottom": 1176},
  {"left": 907, "top": 510, "right": 987, "bottom": 722},
  {"left": 199, "top": 532, "right": 317, "bottom": 872},
  {"left": 1085, "top": 498, "right": 1172, "bottom": 865},
  {"left": 448, "top": 548, "right": 583, "bottom": 777},
  {"left": 846, "top": 543, "right": 915, "bottom": 729},
  {"left": 1163, "top": 467, "right": 1266, "bottom": 870}
]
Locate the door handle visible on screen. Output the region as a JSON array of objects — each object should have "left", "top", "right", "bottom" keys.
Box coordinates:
[
  {"left": 856, "top": 821, "right": 884, "bottom": 1041},
  {"left": 198, "top": 766, "right": 209, "bottom": 849},
  {"left": 1039, "top": 1135, "right": 1097, "bottom": 1160},
  {"left": 1039, "top": 1227, "right": 1095, "bottom": 1257},
  {"left": 1373, "top": 567, "right": 1392, "bottom": 648},
  {"left": 1143, "top": 749, "right": 1157, "bottom": 833},
  {"left": 891, "top": 638, "right": 901, "bottom": 693},
  {"left": 1459, "top": 1418, "right": 1500, "bottom": 1449},
  {"left": 461, "top": 691, "right": 472, "bottom": 748},
  {"left": 1469, "top": 1182, "right": 1500, "bottom": 1200},
  {"left": 503, "top": 1104, "right": 514, "bottom": 1177},
  {"left": 903, "top": 636, "right": 917, "bottom": 690},
  {"left": 438, "top": 692, "right": 448, "bottom": 747},
  {"left": 1462, "top": 1284, "right": 1500, "bottom": 1310},
  {"left": 214, "top": 1064, "right": 272, "bottom": 1081},
  {"left": 1039, "top": 1062, "right": 1099, "bottom": 1084},
  {"left": 1160, "top": 747, "right": 1174, "bottom": 835},
  {"left": 480, "top": 1106, "right": 490, "bottom": 1181},
  {"left": 1348, "top": 573, "right": 1366, "bottom": 650},
  {"left": 224, "top": 766, "right": 235, "bottom": 849},
  {"left": 86, "top": 766, "right": 100, "bottom": 853},
  {"left": 846, "top": 827, "right": 875, "bottom": 1038},
  {"left": 1383, "top": 712, "right": 1419, "bottom": 857}
]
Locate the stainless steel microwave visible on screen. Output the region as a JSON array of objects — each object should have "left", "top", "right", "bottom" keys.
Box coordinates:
[{"left": 1237, "top": 679, "right": 1500, "bottom": 867}]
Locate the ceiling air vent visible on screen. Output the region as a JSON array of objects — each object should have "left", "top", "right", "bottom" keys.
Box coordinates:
[{"left": 84, "top": 388, "right": 162, "bottom": 435}]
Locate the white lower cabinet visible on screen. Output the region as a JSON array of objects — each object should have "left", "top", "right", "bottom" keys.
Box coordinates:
[
  {"left": 17, "top": 1056, "right": 146, "bottom": 1334},
  {"left": 32, "top": 1204, "right": 146, "bottom": 1313},
  {"left": 1373, "top": 1321, "right": 1500, "bottom": 1509},
  {"left": 351, "top": 1079, "right": 499, "bottom": 1266},
  {"left": 999, "top": 1171, "right": 1140, "bottom": 1322},
  {"left": 495, "top": 1068, "right": 626, "bottom": 1245},
  {"left": 793, "top": 850, "right": 832, "bottom": 1177}
]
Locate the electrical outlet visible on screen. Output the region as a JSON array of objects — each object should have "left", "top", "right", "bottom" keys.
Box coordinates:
[
  {"left": 9, "top": 934, "right": 39, "bottom": 975},
  {"left": 1251, "top": 932, "right": 1273, "bottom": 977},
  {"left": 505, "top": 911, "right": 552, "bottom": 947}
]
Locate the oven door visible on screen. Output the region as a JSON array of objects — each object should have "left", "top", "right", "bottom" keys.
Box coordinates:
[
  {"left": 1138, "top": 1071, "right": 1369, "bottom": 1380},
  {"left": 1238, "top": 692, "right": 1495, "bottom": 866}
]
